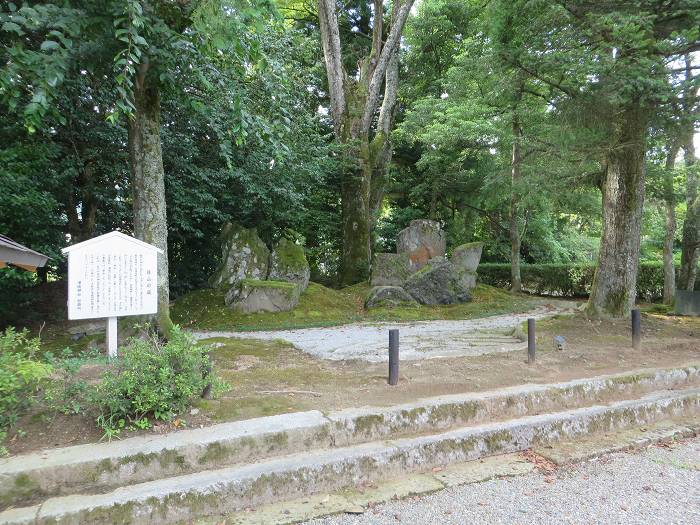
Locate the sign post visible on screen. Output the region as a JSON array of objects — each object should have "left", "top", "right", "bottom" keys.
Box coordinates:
[{"left": 62, "top": 232, "right": 163, "bottom": 358}]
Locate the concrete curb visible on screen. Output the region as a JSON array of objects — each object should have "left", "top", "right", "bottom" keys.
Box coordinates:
[
  {"left": 1, "top": 364, "right": 697, "bottom": 508},
  {"left": 1, "top": 388, "right": 698, "bottom": 525},
  {"left": 208, "top": 420, "right": 698, "bottom": 525}
]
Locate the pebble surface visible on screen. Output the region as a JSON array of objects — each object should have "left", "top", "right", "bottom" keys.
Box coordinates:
[
  {"left": 192, "top": 304, "right": 577, "bottom": 362},
  {"left": 304, "top": 437, "right": 700, "bottom": 525}
]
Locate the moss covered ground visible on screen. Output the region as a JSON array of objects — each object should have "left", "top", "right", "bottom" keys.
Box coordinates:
[
  {"left": 171, "top": 283, "right": 533, "bottom": 331},
  {"left": 172, "top": 282, "right": 534, "bottom": 331}
]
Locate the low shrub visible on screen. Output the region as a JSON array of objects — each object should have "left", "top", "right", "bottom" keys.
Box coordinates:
[
  {"left": 0, "top": 328, "right": 52, "bottom": 453},
  {"left": 478, "top": 262, "right": 678, "bottom": 301},
  {"left": 94, "top": 326, "right": 212, "bottom": 438}
]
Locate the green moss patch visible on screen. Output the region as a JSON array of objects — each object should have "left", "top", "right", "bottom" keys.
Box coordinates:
[
  {"left": 453, "top": 242, "right": 484, "bottom": 251},
  {"left": 173, "top": 282, "right": 363, "bottom": 331},
  {"left": 273, "top": 238, "right": 308, "bottom": 268},
  {"left": 173, "top": 282, "right": 534, "bottom": 331},
  {"left": 241, "top": 279, "right": 297, "bottom": 290}
]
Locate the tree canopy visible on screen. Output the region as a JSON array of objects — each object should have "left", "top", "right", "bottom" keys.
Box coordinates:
[{"left": 1, "top": 0, "right": 699, "bottom": 323}]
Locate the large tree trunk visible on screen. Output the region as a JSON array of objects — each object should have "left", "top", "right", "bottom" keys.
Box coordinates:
[
  {"left": 317, "top": 0, "right": 413, "bottom": 285},
  {"left": 662, "top": 143, "right": 679, "bottom": 304},
  {"left": 338, "top": 86, "right": 372, "bottom": 286},
  {"left": 679, "top": 136, "right": 699, "bottom": 291},
  {"left": 128, "top": 72, "right": 173, "bottom": 336},
  {"left": 587, "top": 102, "right": 647, "bottom": 318},
  {"left": 510, "top": 113, "right": 523, "bottom": 293}
]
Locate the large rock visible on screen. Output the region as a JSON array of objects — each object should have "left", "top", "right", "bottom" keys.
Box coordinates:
[
  {"left": 397, "top": 219, "right": 446, "bottom": 272},
  {"left": 403, "top": 258, "right": 473, "bottom": 305},
  {"left": 675, "top": 290, "right": 700, "bottom": 316},
  {"left": 365, "top": 286, "right": 418, "bottom": 309},
  {"left": 268, "top": 238, "right": 310, "bottom": 291},
  {"left": 370, "top": 253, "right": 413, "bottom": 286},
  {"left": 451, "top": 242, "right": 483, "bottom": 273},
  {"left": 225, "top": 279, "right": 300, "bottom": 313},
  {"left": 209, "top": 223, "right": 270, "bottom": 289}
]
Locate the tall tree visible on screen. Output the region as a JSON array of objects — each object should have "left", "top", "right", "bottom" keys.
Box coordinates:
[
  {"left": 502, "top": 0, "right": 699, "bottom": 317},
  {"left": 1, "top": 0, "right": 275, "bottom": 333},
  {"left": 678, "top": 56, "right": 700, "bottom": 290},
  {"left": 661, "top": 141, "right": 680, "bottom": 304},
  {"left": 317, "top": 0, "right": 415, "bottom": 284}
]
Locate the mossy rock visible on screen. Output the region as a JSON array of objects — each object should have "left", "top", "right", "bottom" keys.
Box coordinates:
[
  {"left": 365, "top": 286, "right": 418, "bottom": 309},
  {"left": 268, "top": 238, "right": 310, "bottom": 291},
  {"left": 225, "top": 279, "right": 301, "bottom": 313},
  {"left": 397, "top": 219, "right": 446, "bottom": 272},
  {"left": 209, "top": 223, "right": 270, "bottom": 290},
  {"left": 452, "top": 242, "right": 483, "bottom": 273},
  {"left": 404, "top": 259, "right": 472, "bottom": 305},
  {"left": 370, "top": 253, "right": 413, "bottom": 287}
]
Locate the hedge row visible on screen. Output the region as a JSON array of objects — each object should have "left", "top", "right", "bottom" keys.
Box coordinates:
[{"left": 477, "top": 262, "right": 682, "bottom": 301}]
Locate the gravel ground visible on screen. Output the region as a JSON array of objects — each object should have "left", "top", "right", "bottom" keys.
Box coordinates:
[
  {"left": 305, "top": 438, "right": 700, "bottom": 525},
  {"left": 192, "top": 304, "right": 577, "bottom": 362}
]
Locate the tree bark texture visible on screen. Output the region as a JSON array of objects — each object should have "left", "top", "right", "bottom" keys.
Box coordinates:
[
  {"left": 662, "top": 144, "right": 679, "bottom": 305},
  {"left": 510, "top": 112, "right": 523, "bottom": 293},
  {"left": 679, "top": 136, "right": 699, "bottom": 291},
  {"left": 128, "top": 73, "right": 173, "bottom": 336},
  {"left": 587, "top": 102, "right": 647, "bottom": 318},
  {"left": 318, "top": 0, "right": 412, "bottom": 285}
]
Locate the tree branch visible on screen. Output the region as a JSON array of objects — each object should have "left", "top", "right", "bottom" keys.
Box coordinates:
[
  {"left": 317, "top": 0, "right": 346, "bottom": 136},
  {"left": 361, "top": 0, "right": 415, "bottom": 133}
]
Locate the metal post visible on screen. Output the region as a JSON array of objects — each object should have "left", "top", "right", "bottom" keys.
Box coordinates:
[
  {"left": 631, "top": 308, "right": 641, "bottom": 350},
  {"left": 527, "top": 318, "right": 536, "bottom": 364},
  {"left": 388, "top": 329, "right": 399, "bottom": 385},
  {"left": 106, "top": 317, "right": 118, "bottom": 359}
]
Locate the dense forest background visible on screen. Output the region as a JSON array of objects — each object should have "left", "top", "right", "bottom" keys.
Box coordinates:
[{"left": 1, "top": 0, "right": 699, "bottom": 326}]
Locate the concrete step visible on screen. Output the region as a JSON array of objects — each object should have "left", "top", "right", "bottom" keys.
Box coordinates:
[
  {"left": 1, "top": 364, "right": 697, "bottom": 509},
  {"left": 210, "top": 418, "right": 700, "bottom": 525},
  {"left": 1, "top": 388, "right": 698, "bottom": 525}
]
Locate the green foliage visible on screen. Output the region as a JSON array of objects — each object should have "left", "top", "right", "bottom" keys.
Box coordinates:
[
  {"left": 479, "top": 262, "right": 690, "bottom": 301},
  {"left": 0, "top": 328, "right": 52, "bottom": 445},
  {"left": 93, "top": 327, "right": 212, "bottom": 437}
]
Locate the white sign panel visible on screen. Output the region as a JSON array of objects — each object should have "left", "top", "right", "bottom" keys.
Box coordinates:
[{"left": 63, "top": 232, "right": 162, "bottom": 320}]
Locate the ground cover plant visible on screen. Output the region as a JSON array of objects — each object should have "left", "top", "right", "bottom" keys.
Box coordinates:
[
  {"left": 172, "top": 282, "right": 534, "bottom": 331},
  {"left": 93, "top": 327, "right": 216, "bottom": 438},
  {"left": 0, "top": 328, "right": 52, "bottom": 455},
  {"left": 0, "top": 324, "right": 221, "bottom": 450}
]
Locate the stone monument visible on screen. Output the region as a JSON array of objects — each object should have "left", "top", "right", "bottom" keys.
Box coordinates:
[{"left": 368, "top": 220, "right": 483, "bottom": 307}]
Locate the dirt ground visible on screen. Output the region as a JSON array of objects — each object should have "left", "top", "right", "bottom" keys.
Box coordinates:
[{"left": 5, "top": 309, "right": 699, "bottom": 456}]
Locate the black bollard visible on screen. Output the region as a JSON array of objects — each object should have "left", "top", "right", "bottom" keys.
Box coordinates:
[
  {"left": 631, "top": 308, "right": 641, "bottom": 350},
  {"left": 527, "top": 318, "right": 536, "bottom": 364},
  {"left": 388, "top": 329, "right": 399, "bottom": 385}
]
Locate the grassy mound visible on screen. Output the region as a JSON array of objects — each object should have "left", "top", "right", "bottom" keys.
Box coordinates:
[{"left": 172, "top": 282, "right": 534, "bottom": 331}]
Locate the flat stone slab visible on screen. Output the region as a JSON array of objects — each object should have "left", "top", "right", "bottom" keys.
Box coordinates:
[
  {"left": 534, "top": 417, "right": 700, "bottom": 466},
  {"left": 432, "top": 453, "right": 534, "bottom": 487},
  {"left": 207, "top": 454, "right": 530, "bottom": 524},
  {"left": 192, "top": 305, "right": 577, "bottom": 362}
]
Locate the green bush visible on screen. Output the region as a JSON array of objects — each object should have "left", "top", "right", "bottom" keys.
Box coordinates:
[
  {"left": 478, "top": 262, "right": 678, "bottom": 301},
  {"left": 94, "top": 326, "right": 212, "bottom": 437},
  {"left": 0, "top": 328, "right": 52, "bottom": 439}
]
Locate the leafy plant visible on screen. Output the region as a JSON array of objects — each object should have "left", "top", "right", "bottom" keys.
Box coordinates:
[
  {"left": 0, "top": 328, "right": 52, "bottom": 442},
  {"left": 94, "top": 326, "right": 212, "bottom": 438}
]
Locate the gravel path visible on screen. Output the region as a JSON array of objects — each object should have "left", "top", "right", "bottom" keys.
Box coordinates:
[
  {"left": 305, "top": 438, "right": 700, "bottom": 525},
  {"left": 192, "top": 303, "right": 577, "bottom": 362}
]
